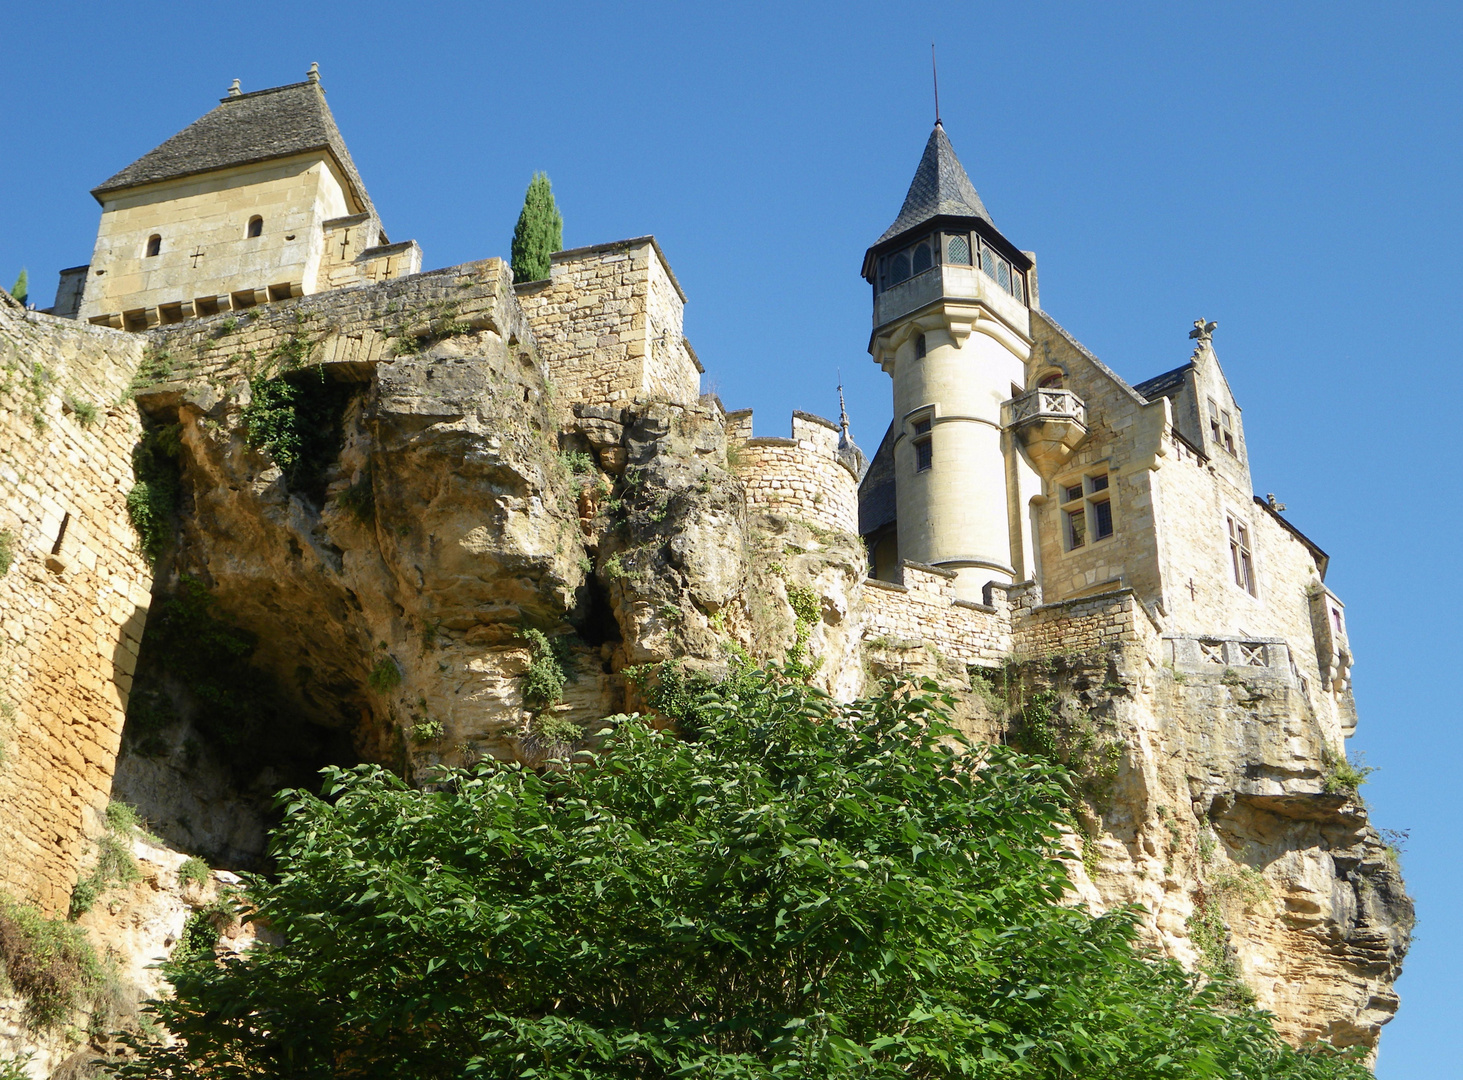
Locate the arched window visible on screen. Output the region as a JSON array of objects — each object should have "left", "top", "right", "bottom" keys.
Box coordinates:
[
  {"left": 947, "top": 234, "right": 971, "bottom": 265},
  {"left": 1038, "top": 372, "right": 1063, "bottom": 389},
  {"left": 887, "top": 252, "right": 910, "bottom": 286},
  {"left": 912, "top": 242, "right": 933, "bottom": 275},
  {"left": 145, "top": 235, "right": 161, "bottom": 258},
  {"left": 247, "top": 216, "right": 264, "bottom": 238}
]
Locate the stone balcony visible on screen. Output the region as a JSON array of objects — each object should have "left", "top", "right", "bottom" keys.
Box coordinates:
[{"left": 1003, "top": 387, "right": 1088, "bottom": 474}]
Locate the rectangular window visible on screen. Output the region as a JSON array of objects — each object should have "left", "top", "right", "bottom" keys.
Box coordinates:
[
  {"left": 1221, "top": 410, "right": 1236, "bottom": 455},
  {"left": 1060, "top": 470, "right": 1114, "bottom": 550},
  {"left": 1228, "top": 516, "right": 1256, "bottom": 595},
  {"left": 1210, "top": 400, "right": 1238, "bottom": 457},
  {"left": 1067, "top": 508, "right": 1087, "bottom": 549},
  {"left": 1208, "top": 397, "right": 1222, "bottom": 446},
  {"left": 915, "top": 438, "right": 932, "bottom": 471}
]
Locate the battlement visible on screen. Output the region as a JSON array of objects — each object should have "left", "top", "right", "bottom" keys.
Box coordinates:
[{"left": 726, "top": 409, "right": 859, "bottom": 535}]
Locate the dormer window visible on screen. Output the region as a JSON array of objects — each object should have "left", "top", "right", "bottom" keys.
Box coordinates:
[
  {"left": 145, "top": 235, "right": 161, "bottom": 258},
  {"left": 247, "top": 216, "right": 264, "bottom": 238}
]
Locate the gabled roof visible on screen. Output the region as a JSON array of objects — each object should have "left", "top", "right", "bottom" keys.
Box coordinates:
[
  {"left": 875, "top": 122, "right": 993, "bottom": 246},
  {"left": 91, "top": 79, "right": 376, "bottom": 219},
  {"left": 1133, "top": 363, "right": 1193, "bottom": 403}
]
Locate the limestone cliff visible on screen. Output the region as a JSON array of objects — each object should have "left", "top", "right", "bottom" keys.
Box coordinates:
[{"left": 0, "top": 266, "right": 1410, "bottom": 1073}]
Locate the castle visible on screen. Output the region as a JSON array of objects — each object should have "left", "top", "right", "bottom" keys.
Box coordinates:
[
  {"left": 0, "top": 69, "right": 1402, "bottom": 1059},
  {"left": 40, "top": 68, "right": 1357, "bottom": 741}
]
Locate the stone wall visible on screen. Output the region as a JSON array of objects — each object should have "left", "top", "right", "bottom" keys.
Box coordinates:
[
  {"left": 516, "top": 237, "right": 702, "bottom": 408},
  {"left": 141, "top": 258, "right": 534, "bottom": 389},
  {"left": 860, "top": 561, "right": 1010, "bottom": 667},
  {"left": 727, "top": 410, "right": 859, "bottom": 535},
  {"left": 1009, "top": 584, "right": 1160, "bottom": 660},
  {"left": 0, "top": 299, "right": 152, "bottom": 914},
  {"left": 319, "top": 213, "right": 422, "bottom": 292}
]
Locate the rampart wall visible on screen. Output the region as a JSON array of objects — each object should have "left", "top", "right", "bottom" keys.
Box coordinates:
[
  {"left": 140, "top": 258, "right": 534, "bottom": 390},
  {"left": 516, "top": 238, "right": 702, "bottom": 409},
  {"left": 860, "top": 561, "right": 1010, "bottom": 667},
  {"left": 0, "top": 299, "right": 152, "bottom": 914},
  {"left": 727, "top": 410, "right": 859, "bottom": 535}
]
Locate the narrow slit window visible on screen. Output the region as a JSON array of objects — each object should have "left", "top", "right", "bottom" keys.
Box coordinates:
[
  {"left": 914, "top": 333, "right": 927, "bottom": 359},
  {"left": 145, "top": 235, "right": 161, "bottom": 258},
  {"left": 247, "top": 216, "right": 264, "bottom": 238},
  {"left": 913, "top": 416, "right": 933, "bottom": 472}
]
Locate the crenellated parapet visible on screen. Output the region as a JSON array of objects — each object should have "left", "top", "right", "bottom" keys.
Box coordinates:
[{"left": 725, "top": 409, "right": 859, "bottom": 536}]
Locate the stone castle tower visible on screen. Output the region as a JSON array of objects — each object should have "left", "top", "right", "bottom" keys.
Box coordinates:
[{"left": 859, "top": 122, "right": 1040, "bottom": 598}]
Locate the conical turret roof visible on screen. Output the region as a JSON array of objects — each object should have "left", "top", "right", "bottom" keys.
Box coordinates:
[{"left": 875, "top": 122, "right": 992, "bottom": 246}]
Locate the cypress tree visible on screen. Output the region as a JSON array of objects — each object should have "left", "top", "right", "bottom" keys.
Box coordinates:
[
  {"left": 509, "top": 173, "right": 563, "bottom": 284},
  {"left": 9, "top": 268, "right": 27, "bottom": 306}
]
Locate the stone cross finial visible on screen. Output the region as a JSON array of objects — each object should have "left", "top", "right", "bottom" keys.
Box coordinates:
[
  {"left": 227, "top": 79, "right": 242, "bottom": 97},
  {"left": 307, "top": 62, "right": 320, "bottom": 84}
]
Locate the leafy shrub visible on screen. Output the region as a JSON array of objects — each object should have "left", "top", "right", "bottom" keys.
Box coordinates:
[
  {"left": 0, "top": 1052, "right": 33, "bottom": 1080},
  {"left": 0, "top": 894, "right": 103, "bottom": 1028},
  {"left": 125, "top": 423, "right": 182, "bottom": 566},
  {"left": 120, "top": 671, "right": 1369, "bottom": 1079},
  {"left": 558, "top": 449, "right": 595, "bottom": 476},
  {"left": 66, "top": 395, "right": 98, "bottom": 426},
  {"left": 178, "top": 857, "right": 211, "bottom": 889},
  {"left": 69, "top": 802, "right": 150, "bottom": 918},
  {"left": 1323, "top": 751, "right": 1375, "bottom": 797},
  {"left": 518, "top": 628, "right": 570, "bottom": 712},
  {"left": 368, "top": 657, "right": 402, "bottom": 694},
  {"left": 242, "top": 368, "right": 357, "bottom": 505},
  {"left": 409, "top": 719, "right": 444, "bottom": 743}
]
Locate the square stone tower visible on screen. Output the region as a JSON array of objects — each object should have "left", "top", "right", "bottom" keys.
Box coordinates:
[{"left": 76, "top": 66, "right": 419, "bottom": 329}]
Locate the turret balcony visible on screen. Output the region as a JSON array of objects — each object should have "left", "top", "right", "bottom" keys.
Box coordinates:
[{"left": 1003, "top": 388, "right": 1088, "bottom": 475}]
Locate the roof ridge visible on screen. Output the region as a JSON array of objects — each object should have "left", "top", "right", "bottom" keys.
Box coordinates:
[{"left": 216, "top": 80, "right": 314, "bottom": 104}]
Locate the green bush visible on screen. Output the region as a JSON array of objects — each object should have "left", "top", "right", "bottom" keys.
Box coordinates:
[
  {"left": 518, "top": 628, "right": 569, "bottom": 712},
  {"left": 242, "top": 368, "right": 357, "bottom": 505},
  {"left": 0, "top": 894, "right": 103, "bottom": 1028},
  {"left": 69, "top": 803, "right": 148, "bottom": 919},
  {"left": 122, "top": 671, "right": 1370, "bottom": 1079},
  {"left": 0, "top": 529, "right": 14, "bottom": 575},
  {"left": 1323, "top": 751, "right": 1375, "bottom": 797},
  {"left": 178, "top": 857, "right": 211, "bottom": 889},
  {"left": 125, "top": 423, "right": 182, "bottom": 566},
  {"left": 368, "top": 657, "right": 402, "bottom": 694}
]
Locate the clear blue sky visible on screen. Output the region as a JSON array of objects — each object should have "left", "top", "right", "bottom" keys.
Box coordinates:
[{"left": 2, "top": 3, "right": 1457, "bottom": 1072}]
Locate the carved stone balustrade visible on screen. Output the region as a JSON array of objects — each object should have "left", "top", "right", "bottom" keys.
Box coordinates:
[{"left": 1003, "top": 387, "right": 1088, "bottom": 475}]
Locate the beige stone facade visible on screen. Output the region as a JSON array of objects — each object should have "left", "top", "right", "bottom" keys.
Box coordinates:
[
  {"left": 726, "top": 410, "right": 859, "bottom": 535},
  {"left": 516, "top": 237, "right": 703, "bottom": 408},
  {"left": 0, "top": 296, "right": 152, "bottom": 914}
]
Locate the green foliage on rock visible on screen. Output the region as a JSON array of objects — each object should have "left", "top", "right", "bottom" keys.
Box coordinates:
[
  {"left": 510, "top": 172, "right": 563, "bottom": 285},
  {"left": 8, "top": 269, "right": 26, "bottom": 306},
  {"left": 0, "top": 893, "right": 103, "bottom": 1028},
  {"left": 0, "top": 529, "right": 14, "bottom": 576},
  {"left": 122, "top": 671, "right": 1368, "bottom": 1079},
  {"left": 125, "top": 422, "right": 182, "bottom": 566},
  {"left": 518, "top": 627, "right": 571, "bottom": 712},
  {"left": 242, "top": 367, "right": 357, "bottom": 505}
]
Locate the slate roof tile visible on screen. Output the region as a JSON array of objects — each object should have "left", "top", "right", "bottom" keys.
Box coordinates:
[{"left": 92, "top": 80, "right": 376, "bottom": 221}]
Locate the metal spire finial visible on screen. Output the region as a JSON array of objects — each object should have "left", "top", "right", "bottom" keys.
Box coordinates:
[
  {"left": 837, "top": 372, "right": 851, "bottom": 440},
  {"left": 932, "top": 43, "right": 941, "bottom": 126}
]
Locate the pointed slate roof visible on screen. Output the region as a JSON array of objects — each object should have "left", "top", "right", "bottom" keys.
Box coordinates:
[
  {"left": 875, "top": 122, "right": 992, "bottom": 246},
  {"left": 91, "top": 80, "right": 376, "bottom": 219}
]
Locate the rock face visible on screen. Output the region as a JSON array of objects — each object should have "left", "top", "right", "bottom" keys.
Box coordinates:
[{"left": 0, "top": 265, "right": 1409, "bottom": 1069}]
